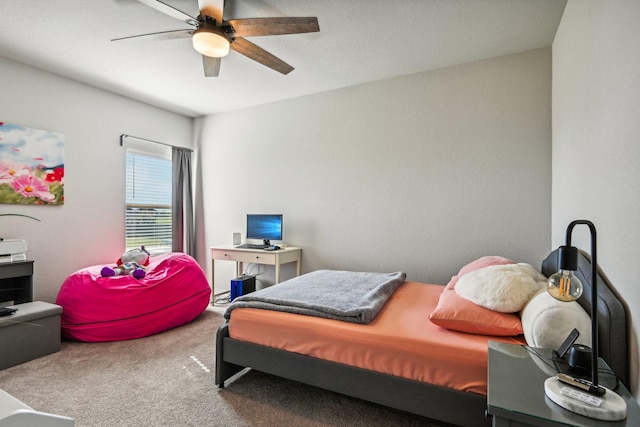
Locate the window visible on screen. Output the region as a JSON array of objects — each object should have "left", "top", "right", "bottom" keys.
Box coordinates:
[{"left": 125, "top": 148, "right": 172, "bottom": 255}]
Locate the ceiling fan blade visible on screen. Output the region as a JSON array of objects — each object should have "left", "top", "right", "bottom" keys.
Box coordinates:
[
  {"left": 227, "top": 17, "right": 319, "bottom": 37},
  {"left": 198, "top": 0, "right": 224, "bottom": 22},
  {"left": 111, "top": 29, "right": 193, "bottom": 43},
  {"left": 135, "top": 0, "right": 199, "bottom": 26},
  {"left": 202, "top": 55, "right": 221, "bottom": 77},
  {"left": 230, "top": 37, "right": 294, "bottom": 75}
]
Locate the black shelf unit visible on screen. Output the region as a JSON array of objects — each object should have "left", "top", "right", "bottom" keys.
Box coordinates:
[{"left": 0, "top": 261, "right": 34, "bottom": 304}]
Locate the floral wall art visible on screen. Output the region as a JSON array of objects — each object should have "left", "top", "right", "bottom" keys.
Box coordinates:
[{"left": 0, "top": 121, "right": 64, "bottom": 205}]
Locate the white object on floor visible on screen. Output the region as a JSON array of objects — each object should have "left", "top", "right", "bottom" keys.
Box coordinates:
[{"left": 0, "top": 388, "right": 74, "bottom": 426}]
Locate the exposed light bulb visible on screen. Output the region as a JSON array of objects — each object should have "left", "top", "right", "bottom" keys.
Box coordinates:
[{"left": 547, "top": 269, "right": 583, "bottom": 302}]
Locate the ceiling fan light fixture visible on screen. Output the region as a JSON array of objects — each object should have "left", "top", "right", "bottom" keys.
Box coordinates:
[{"left": 192, "top": 28, "right": 230, "bottom": 58}]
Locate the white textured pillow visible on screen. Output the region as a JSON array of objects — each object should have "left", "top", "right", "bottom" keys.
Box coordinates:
[
  {"left": 455, "top": 264, "right": 545, "bottom": 313},
  {"left": 520, "top": 290, "right": 592, "bottom": 350}
]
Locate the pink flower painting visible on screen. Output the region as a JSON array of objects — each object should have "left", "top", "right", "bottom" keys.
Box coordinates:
[{"left": 0, "top": 122, "right": 64, "bottom": 205}]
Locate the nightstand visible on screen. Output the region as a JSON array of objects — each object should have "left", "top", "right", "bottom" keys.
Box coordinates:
[
  {"left": 486, "top": 341, "right": 639, "bottom": 426},
  {"left": 0, "top": 261, "right": 33, "bottom": 304}
]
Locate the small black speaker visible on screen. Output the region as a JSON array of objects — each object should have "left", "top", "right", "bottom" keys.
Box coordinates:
[{"left": 568, "top": 344, "right": 592, "bottom": 374}]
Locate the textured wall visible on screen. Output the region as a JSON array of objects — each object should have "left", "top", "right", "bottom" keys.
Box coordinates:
[
  {"left": 0, "top": 57, "right": 192, "bottom": 303},
  {"left": 552, "top": 0, "right": 640, "bottom": 401},
  {"left": 198, "top": 48, "right": 552, "bottom": 291}
]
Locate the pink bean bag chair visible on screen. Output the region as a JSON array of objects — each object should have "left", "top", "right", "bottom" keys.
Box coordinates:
[{"left": 56, "top": 252, "right": 211, "bottom": 342}]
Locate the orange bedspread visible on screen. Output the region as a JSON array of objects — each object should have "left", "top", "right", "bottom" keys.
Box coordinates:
[{"left": 228, "top": 281, "right": 525, "bottom": 395}]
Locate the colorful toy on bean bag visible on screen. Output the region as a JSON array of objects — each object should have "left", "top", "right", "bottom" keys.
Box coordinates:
[
  {"left": 101, "top": 246, "right": 151, "bottom": 279},
  {"left": 104, "top": 261, "right": 147, "bottom": 279}
]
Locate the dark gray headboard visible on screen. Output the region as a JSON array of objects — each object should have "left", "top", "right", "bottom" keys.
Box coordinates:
[{"left": 541, "top": 249, "right": 630, "bottom": 387}]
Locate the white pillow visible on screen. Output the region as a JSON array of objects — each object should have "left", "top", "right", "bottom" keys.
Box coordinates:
[
  {"left": 520, "top": 290, "right": 592, "bottom": 350},
  {"left": 514, "top": 262, "right": 549, "bottom": 283},
  {"left": 455, "top": 263, "right": 545, "bottom": 313}
]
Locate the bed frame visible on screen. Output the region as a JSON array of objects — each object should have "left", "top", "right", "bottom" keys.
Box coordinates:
[{"left": 215, "top": 250, "right": 630, "bottom": 426}]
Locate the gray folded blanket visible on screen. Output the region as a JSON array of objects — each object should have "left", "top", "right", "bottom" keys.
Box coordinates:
[{"left": 224, "top": 269, "right": 406, "bottom": 324}]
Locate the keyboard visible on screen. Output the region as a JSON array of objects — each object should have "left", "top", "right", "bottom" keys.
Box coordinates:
[{"left": 236, "top": 244, "right": 269, "bottom": 249}]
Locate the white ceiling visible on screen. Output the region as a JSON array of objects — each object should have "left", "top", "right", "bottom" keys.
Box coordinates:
[{"left": 0, "top": 0, "right": 566, "bottom": 118}]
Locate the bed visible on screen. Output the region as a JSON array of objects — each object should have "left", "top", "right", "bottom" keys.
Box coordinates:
[{"left": 215, "top": 250, "right": 629, "bottom": 427}]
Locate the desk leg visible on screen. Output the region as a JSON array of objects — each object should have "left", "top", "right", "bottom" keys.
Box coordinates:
[
  {"left": 211, "top": 259, "right": 233, "bottom": 304},
  {"left": 275, "top": 263, "right": 281, "bottom": 284},
  {"left": 237, "top": 262, "right": 243, "bottom": 278},
  {"left": 296, "top": 259, "right": 301, "bottom": 277},
  {"left": 210, "top": 259, "right": 217, "bottom": 304}
]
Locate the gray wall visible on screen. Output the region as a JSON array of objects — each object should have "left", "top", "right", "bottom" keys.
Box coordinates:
[
  {"left": 198, "top": 48, "right": 552, "bottom": 292},
  {"left": 552, "top": 0, "right": 640, "bottom": 400},
  {"left": 0, "top": 57, "right": 192, "bottom": 303}
]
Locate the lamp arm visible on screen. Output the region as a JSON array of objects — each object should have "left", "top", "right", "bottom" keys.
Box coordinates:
[{"left": 565, "top": 219, "right": 598, "bottom": 388}]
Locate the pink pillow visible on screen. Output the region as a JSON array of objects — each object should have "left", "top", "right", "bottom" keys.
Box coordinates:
[
  {"left": 428, "top": 256, "right": 523, "bottom": 336},
  {"left": 457, "top": 255, "right": 515, "bottom": 277}
]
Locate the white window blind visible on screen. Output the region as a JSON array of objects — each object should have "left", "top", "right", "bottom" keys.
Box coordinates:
[{"left": 125, "top": 149, "right": 172, "bottom": 254}]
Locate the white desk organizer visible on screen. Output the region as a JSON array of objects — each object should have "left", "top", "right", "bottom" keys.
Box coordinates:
[
  {"left": 0, "top": 239, "right": 27, "bottom": 263},
  {"left": 545, "top": 376, "right": 627, "bottom": 421}
]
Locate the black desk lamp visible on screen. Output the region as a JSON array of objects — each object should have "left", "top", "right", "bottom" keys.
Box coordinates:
[{"left": 543, "top": 220, "right": 626, "bottom": 420}]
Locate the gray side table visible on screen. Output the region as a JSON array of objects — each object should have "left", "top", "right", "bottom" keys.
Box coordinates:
[{"left": 486, "top": 341, "right": 639, "bottom": 426}]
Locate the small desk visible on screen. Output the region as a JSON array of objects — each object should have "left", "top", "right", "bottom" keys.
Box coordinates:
[
  {"left": 210, "top": 245, "right": 301, "bottom": 293},
  {"left": 487, "top": 341, "right": 639, "bottom": 426}
]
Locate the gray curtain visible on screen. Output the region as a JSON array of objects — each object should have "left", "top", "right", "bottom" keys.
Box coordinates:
[{"left": 172, "top": 147, "right": 195, "bottom": 255}]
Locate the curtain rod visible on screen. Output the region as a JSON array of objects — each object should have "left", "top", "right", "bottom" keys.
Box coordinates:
[{"left": 120, "top": 134, "right": 193, "bottom": 152}]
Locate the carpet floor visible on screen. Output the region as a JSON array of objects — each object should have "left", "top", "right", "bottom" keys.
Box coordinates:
[{"left": 0, "top": 307, "right": 454, "bottom": 426}]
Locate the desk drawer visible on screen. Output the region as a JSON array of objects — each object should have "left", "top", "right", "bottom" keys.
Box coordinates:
[
  {"left": 212, "top": 249, "right": 276, "bottom": 265},
  {"left": 0, "top": 261, "right": 33, "bottom": 280}
]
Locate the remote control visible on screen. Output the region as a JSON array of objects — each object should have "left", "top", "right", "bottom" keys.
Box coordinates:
[
  {"left": 560, "top": 386, "right": 603, "bottom": 407},
  {"left": 0, "top": 307, "right": 17, "bottom": 317},
  {"left": 557, "top": 373, "right": 606, "bottom": 396}
]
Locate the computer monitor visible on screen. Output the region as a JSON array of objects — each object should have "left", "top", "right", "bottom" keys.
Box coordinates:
[{"left": 246, "top": 214, "right": 283, "bottom": 246}]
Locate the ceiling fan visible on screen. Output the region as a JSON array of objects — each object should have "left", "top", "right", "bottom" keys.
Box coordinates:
[{"left": 113, "top": 0, "right": 320, "bottom": 77}]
